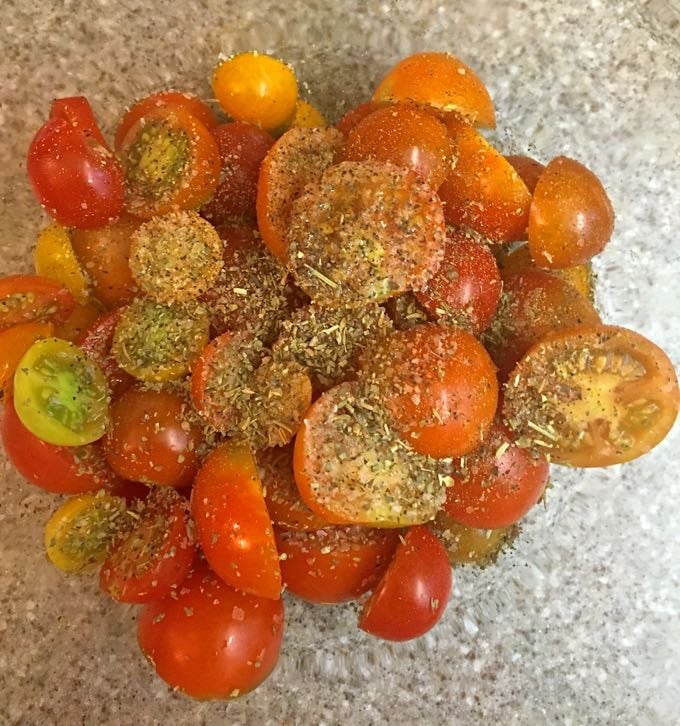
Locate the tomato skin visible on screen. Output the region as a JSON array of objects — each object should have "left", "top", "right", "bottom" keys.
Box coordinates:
[
  {"left": 27, "top": 97, "right": 124, "bottom": 228},
  {"left": 0, "top": 322, "right": 53, "bottom": 399},
  {"left": 275, "top": 525, "right": 399, "bottom": 604},
  {"left": 192, "top": 442, "right": 282, "bottom": 600},
  {"left": 1, "top": 395, "right": 120, "bottom": 494},
  {"left": 137, "top": 562, "right": 284, "bottom": 700},
  {"left": 33, "top": 223, "right": 89, "bottom": 302},
  {"left": 104, "top": 387, "right": 202, "bottom": 488},
  {"left": 290, "top": 100, "right": 326, "bottom": 129},
  {"left": 336, "top": 101, "right": 381, "bottom": 137},
  {"left": 505, "top": 155, "right": 545, "bottom": 194},
  {"left": 0, "top": 275, "right": 75, "bottom": 332},
  {"left": 359, "top": 526, "right": 452, "bottom": 641},
  {"left": 443, "top": 422, "right": 549, "bottom": 529}
]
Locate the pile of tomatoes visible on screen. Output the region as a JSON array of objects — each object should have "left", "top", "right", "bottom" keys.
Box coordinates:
[{"left": 1, "top": 50, "right": 678, "bottom": 700}]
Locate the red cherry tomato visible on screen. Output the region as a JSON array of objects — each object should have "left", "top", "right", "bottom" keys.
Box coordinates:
[
  {"left": 27, "top": 97, "right": 124, "bottom": 228},
  {"left": 137, "top": 562, "right": 284, "bottom": 700},
  {"left": 359, "top": 526, "right": 452, "bottom": 641},
  {"left": 275, "top": 525, "right": 399, "bottom": 604},
  {"left": 336, "top": 101, "right": 381, "bottom": 137},
  {"left": 192, "top": 442, "right": 282, "bottom": 600},
  {"left": 0, "top": 275, "right": 75, "bottom": 332}
]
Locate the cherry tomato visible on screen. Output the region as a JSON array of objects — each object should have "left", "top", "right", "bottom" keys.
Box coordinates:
[
  {"left": 257, "top": 444, "right": 330, "bottom": 531},
  {"left": 361, "top": 324, "right": 498, "bottom": 458},
  {"left": 336, "top": 101, "right": 380, "bottom": 137},
  {"left": 44, "top": 492, "right": 127, "bottom": 573},
  {"left": 373, "top": 52, "right": 496, "bottom": 128},
  {"left": 100, "top": 488, "right": 195, "bottom": 603},
  {"left": 528, "top": 156, "right": 615, "bottom": 268},
  {"left": 137, "top": 562, "right": 284, "bottom": 700},
  {"left": 129, "top": 211, "right": 223, "bottom": 304},
  {"left": 192, "top": 442, "right": 282, "bottom": 599},
  {"left": 382, "top": 292, "right": 431, "bottom": 331},
  {"left": 275, "top": 525, "right": 399, "bottom": 604},
  {"left": 484, "top": 269, "right": 601, "bottom": 381},
  {"left": 212, "top": 52, "right": 298, "bottom": 131},
  {"left": 438, "top": 116, "right": 531, "bottom": 243},
  {"left": 287, "top": 161, "right": 445, "bottom": 307},
  {"left": 201, "top": 122, "right": 274, "bottom": 225},
  {"left": 345, "top": 103, "right": 453, "bottom": 188},
  {"left": 293, "top": 382, "right": 446, "bottom": 527},
  {"left": 55, "top": 300, "right": 104, "bottom": 343},
  {"left": 1, "top": 394, "right": 121, "bottom": 494},
  {"left": 33, "top": 223, "right": 89, "bottom": 302},
  {"left": 256, "top": 127, "right": 344, "bottom": 260},
  {"left": 114, "top": 90, "right": 218, "bottom": 150},
  {"left": 505, "top": 155, "right": 545, "bottom": 194},
  {"left": 442, "top": 421, "right": 549, "bottom": 528},
  {"left": 118, "top": 105, "right": 220, "bottom": 219},
  {"left": 503, "top": 325, "right": 679, "bottom": 467},
  {"left": 0, "top": 322, "right": 53, "bottom": 399},
  {"left": 0, "top": 275, "right": 75, "bottom": 331},
  {"left": 69, "top": 214, "right": 141, "bottom": 309},
  {"left": 359, "top": 526, "right": 452, "bottom": 641},
  {"left": 13, "top": 337, "right": 109, "bottom": 446},
  {"left": 104, "top": 386, "right": 202, "bottom": 488},
  {"left": 290, "top": 100, "right": 326, "bottom": 128},
  {"left": 416, "top": 228, "right": 501, "bottom": 334},
  {"left": 27, "top": 97, "right": 124, "bottom": 228}
]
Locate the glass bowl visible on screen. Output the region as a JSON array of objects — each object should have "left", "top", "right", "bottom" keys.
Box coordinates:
[{"left": 1, "top": 1, "right": 678, "bottom": 723}]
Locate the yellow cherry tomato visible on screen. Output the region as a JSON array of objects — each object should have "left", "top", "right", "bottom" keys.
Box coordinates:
[
  {"left": 33, "top": 223, "right": 89, "bottom": 302},
  {"left": 291, "top": 100, "right": 327, "bottom": 128},
  {"left": 56, "top": 300, "right": 105, "bottom": 342},
  {"left": 44, "top": 493, "right": 127, "bottom": 573},
  {"left": 0, "top": 321, "right": 54, "bottom": 399},
  {"left": 212, "top": 52, "right": 298, "bottom": 130}
]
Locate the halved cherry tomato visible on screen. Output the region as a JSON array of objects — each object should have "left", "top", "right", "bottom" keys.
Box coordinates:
[
  {"left": 118, "top": 105, "right": 220, "bottom": 219},
  {"left": 0, "top": 275, "right": 75, "bottom": 331},
  {"left": 503, "top": 325, "right": 679, "bottom": 467},
  {"left": 442, "top": 421, "right": 549, "bottom": 528},
  {"left": 290, "top": 100, "right": 326, "bottom": 129},
  {"left": 484, "top": 269, "right": 601, "bottom": 381},
  {"left": 373, "top": 52, "right": 496, "bottom": 128},
  {"left": 114, "top": 90, "right": 218, "bottom": 150},
  {"left": 70, "top": 214, "right": 141, "bottom": 309},
  {"left": 345, "top": 103, "right": 453, "bottom": 188},
  {"left": 201, "top": 122, "right": 274, "bottom": 225},
  {"left": 275, "top": 525, "right": 399, "bottom": 604},
  {"left": 505, "top": 155, "right": 545, "bottom": 194},
  {"left": 287, "top": 161, "right": 445, "bottom": 306},
  {"left": 1, "top": 394, "right": 121, "bottom": 494},
  {"left": 0, "top": 322, "right": 53, "bottom": 399},
  {"left": 359, "top": 526, "right": 452, "bottom": 641},
  {"left": 212, "top": 52, "right": 298, "bottom": 131},
  {"left": 44, "top": 492, "right": 128, "bottom": 573},
  {"left": 191, "top": 442, "right": 282, "bottom": 599},
  {"left": 438, "top": 116, "right": 531, "bottom": 243},
  {"left": 256, "top": 127, "right": 344, "bottom": 260},
  {"left": 336, "top": 101, "right": 380, "bottom": 137},
  {"left": 13, "top": 337, "right": 109, "bottom": 446},
  {"left": 100, "top": 488, "right": 195, "bottom": 603},
  {"left": 528, "top": 156, "right": 614, "bottom": 268},
  {"left": 360, "top": 324, "right": 498, "bottom": 458},
  {"left": 137, "top": 562, "right": 284, "bottom": 700},
  {"left": 55, "top": 300, "right": 104, "bottom": 343},
  {"left": 416, "top": 228, "right": 501, "bottom": 334},
  {"left": 33, "top": 223, "right": 89, "bottom": 302},
  {"left": 293, "top": 382, "right": 446, "bottom": 527},
  {"left": 257, "top": 444, "right": 330, "bottom": 531},
  {"left": 27, "top": 97, "right": 125, "bottom": 228},
  {"left": 104, "top": 386, "right": 202, "bottom": 488}
]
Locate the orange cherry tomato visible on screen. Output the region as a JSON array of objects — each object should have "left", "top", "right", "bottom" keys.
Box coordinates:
[
  {"left": 503, "top": 325, "right": 679, "bottom": 467},
  {"left": 373, "top": 52, "right": 496, "bottom": 128},
  {"left": 0, "top": 322, "right": 54, "bottom": 399},
  {"left": 361, "top": 324, "right": 498, "bottom": 458},
  {"left": 192, "top": 442, "right": 282, "bottom": 600},
  {"left": 55, "top": 300, "right": 104, "bottom": 343},
  {"left": 114, "top": 90, "right": 218, "bottom": 150},
  {"left": 505, "top": 155, "right": 545, "bottom": 194},
  {"left": 256, "top": 127, "right": 344, "bottom": 260},
  {"left": 275, "top": 525, "right": 399, "bottom": 604},
  {"left": 345, "top": 103, "right": 453, "bottom": 188},
  {"left": 438, "top": 115, "right": 531, "bottom": 243},
  {"left": 0, "top": 275, "right": 74, "bottom": 331},
  {"left": 528, "top": 156, "right": 614, "bottom": 268},
  {"left": 336, "top": 101, "right": 380, "bottom": 137}
]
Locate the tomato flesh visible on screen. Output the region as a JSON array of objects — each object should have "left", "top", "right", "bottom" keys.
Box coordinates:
[
  {"left": 0, "top": 322, "right": 53, "bottom": 399},
  {"left": 0, "top": 275, "right": 75, "bottom": 332}
]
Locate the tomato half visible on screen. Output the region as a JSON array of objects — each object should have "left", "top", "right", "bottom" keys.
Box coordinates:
[
  {"left": 33, "top": 223, "right": 89, "bottom": 302},
  {"left": 290, "top": 100, "right": 326, "bottom": 129},
  {"left": 27, "top": 97, "right": 124, "bottom": 228},
  {"left": 0, "top": 275, "right": 75, "bottom": 332},
  {"left": 503, "top": 325, "right": 679, "bottom": 467},
  {"left": 191, "top": 442, "right": 282, "bottom": 599},
  {"left": 100, "top": 488, "right": 195, "bottom": 603},
  {"left": 0, "top": 322, "right": 53, "bottom": 399},
  {"left": 137, "top": 562, "right": 284, "bottom": 700},
  {"left": 54, "top": 300, "right": 104, "bottom": 344},
  {"left": 276, "top": 525, "right": 399, "bottom": 604},
  {"left": 359, "top": 526, "right": 452, "bottom": 641},
  {"left": 335, "top": 101, "right": 381, "bottom": 137},
  {"left": 505, "top": 155, "right": 545, "bottom": 194}
]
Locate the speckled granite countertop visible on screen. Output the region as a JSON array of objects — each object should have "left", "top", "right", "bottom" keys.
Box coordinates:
[{"left": 1, "top": 1, "right": 679, "bottom": 724}]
